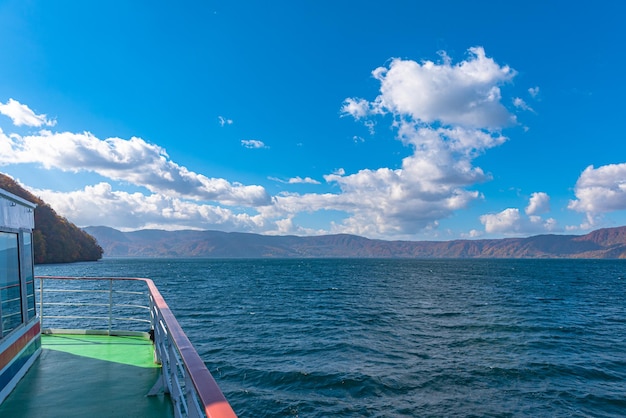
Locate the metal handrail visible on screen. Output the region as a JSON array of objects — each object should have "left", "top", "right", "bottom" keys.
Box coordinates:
[{"left": 36, "top": 276, "right": 237, "bottom": 418}]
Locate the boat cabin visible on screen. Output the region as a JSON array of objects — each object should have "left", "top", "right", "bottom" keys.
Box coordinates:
[{"left": 0, "top": 188, "right": 39, "bottom": 404}]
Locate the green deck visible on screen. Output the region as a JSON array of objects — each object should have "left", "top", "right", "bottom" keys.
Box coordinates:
[{"left": 0, "top": 334, "right": 174, "bottom": 418}]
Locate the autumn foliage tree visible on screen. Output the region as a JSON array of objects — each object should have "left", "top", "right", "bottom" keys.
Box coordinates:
[{"left": 0, "top": 173, "right": 103, "bottom": 264}]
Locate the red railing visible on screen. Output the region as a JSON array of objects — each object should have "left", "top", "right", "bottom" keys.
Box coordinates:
[{"left": 37, "top": 276, "right": 237, "bottom": 418}]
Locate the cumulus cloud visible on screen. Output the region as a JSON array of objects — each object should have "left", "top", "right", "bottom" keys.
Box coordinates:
[
  {"left": 526, "top": 192, "right": 550, "bottom": 215},
  {"left": 480, "top": 208, "right": 523, "bottom": 233},
  {"left": 568, "top": 163, "right": 626, "bottom": 226},
  {"left": 0, "top": 129, "right": 271, "bottom": 206},
  {"left": 32, "top": 182, "right": 265, "bottom": 231},
  {"left": 348, "top": 47, "right": 516, "bottom": 129},
  {"left": 0, "top": 98, "right": 56, "bottom": 127},
  {"left": 289, "top": 177, "right": 319, "bottom": 184},
  {"left": 528, "top": 86, "right": 540, "bottom": 98},
  {"left": 266, "top": 125, "right": 508, "bottom": 237},
  {"left": 397, "top": 123, "right": 507, "bottom": 158},
  {"left": 340, "top": 98, "right": 372, "bottom": 119},
  {"left": 480, "top": 208, "right": 557, "bottom": 235},
  {"left": 321, "top": 166, "right": 482, "bottom": 236},
  {"left": 241, "top": 139, "right": 267, "bottom": 149},
  {"left": 335, "top": 47, "right": 519, "bottom": 237},
  {"left": 480, "top": 193, "right": 557, "bottom": 235}
]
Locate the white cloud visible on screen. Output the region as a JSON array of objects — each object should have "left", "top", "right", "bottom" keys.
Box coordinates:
[
  {"left": 340, "top": 98, "right": 371, "bottom": 119},
  {"left": 480, "top": 207, "right": 558, "bottom": 235},
  {"left": 287, "top": 176, "right": 320, "bottom": 184},
  {"left": 218, "top": 116, "right": 233, "bottom": 127},
  {"left": 364, "top": 120, "right": 376, "bottom": 135},
  {"left": 324, "top": 47, "right": 522, "bottom": 237},
  {"left": 526, "top": 192, "right": 550, "bottom": 215},
  {"left": 480, "top": 193, "right": 557, "bottom": 235},
  {"left": 0, "top": 98, "right": 56, "bottom": 127},
  {"left": 397, "top": 123, "right": 507, "bottom": 157},
  {"left": 263, "top": 124, "right": 506, "bottom": 238},
  {"left": 568, "top": 163, "right": 626, "bottom": 226},
  {"left": 480, "top": 208, "right": 522, "bottom": 233},
  {"left": 0, "top": 129, "right": 271, "bottom": 206},
  {"left": 347, "top": 46, "right": 516, "bottom": 129},
  {"left": 528, "top": 86, "right": 540, "bottom": 98},
  {"left": 241, "top": 139, "right": 267, "bottom": 149},
  {"left": 269, "top": 176, "right": 321, "bottom": 185},
  {"left": 513, "top": 97, "right": 534, "bottom": 112},
  {"left": 320, "top": 164, "right": 482, "bottom": 236},
  {"left": 32, "top": 182, "right": 265, "bottom": 231}
]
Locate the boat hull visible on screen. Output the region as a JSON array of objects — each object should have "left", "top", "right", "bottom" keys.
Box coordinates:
[{"left": 0, "top": 320, "right": 41, "bottom": 404}]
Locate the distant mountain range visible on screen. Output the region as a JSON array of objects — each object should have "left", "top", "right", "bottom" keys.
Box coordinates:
[{"left": 84, "top": 226, "right": 626, "bottom": 259}]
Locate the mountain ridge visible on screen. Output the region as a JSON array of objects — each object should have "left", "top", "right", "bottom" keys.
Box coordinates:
[{"left": 84, "top": 225, "right": 626, "bottom": 259}]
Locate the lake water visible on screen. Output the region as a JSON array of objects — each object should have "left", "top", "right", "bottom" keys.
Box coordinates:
[{"left": 36, "top": 258, "right": 626, "bottom": 417}]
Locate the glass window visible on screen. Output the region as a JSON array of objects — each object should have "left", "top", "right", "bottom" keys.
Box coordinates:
[
  {"left": 0, "top": 231, "right": 21, "bottom": 337},
  {"left": 23, "top": 232, "right": 36, "bottom": 320}
]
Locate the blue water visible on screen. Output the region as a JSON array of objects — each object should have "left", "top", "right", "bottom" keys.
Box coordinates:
[{"left": 36, "top": 258, "right": 626, "bottom": 417}]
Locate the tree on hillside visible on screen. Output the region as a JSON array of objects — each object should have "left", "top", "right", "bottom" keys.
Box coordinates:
[{"left": 0, "top": 173, "right": 103, "bottom": 264}]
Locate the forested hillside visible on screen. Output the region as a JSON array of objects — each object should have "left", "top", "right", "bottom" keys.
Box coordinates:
[{"left": 0, "top": 173, "right": 103, "bottom": 264}]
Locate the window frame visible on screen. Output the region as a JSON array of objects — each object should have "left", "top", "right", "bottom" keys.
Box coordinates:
[{"left": 0, "top": 227, "right": 35, "bottom": 339}]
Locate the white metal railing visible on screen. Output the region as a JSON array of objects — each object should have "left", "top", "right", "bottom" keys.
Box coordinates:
[
  {"left": 36, "top": 276, "right": 237, "bottom": 418},
  {"left": 38, "top": 277, "right": 150, "bottom": 335}
]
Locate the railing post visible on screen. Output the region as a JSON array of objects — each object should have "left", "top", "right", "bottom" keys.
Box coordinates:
[
  {"left": 39, "top": 276, "right": 44, "bottom": 329},
  {"left": 108, "top": 278, "right": 113, "bottom": 335},
  {"left": 185, "top": 372, "right": 203, "bottom": 418},
  {"left": 151, "top": 296, "right": 162, "bottom": 364}
]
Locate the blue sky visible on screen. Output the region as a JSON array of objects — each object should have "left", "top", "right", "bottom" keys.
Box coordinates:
[{"left": 0, "top": 1, "right": 625, "bottom": 240}]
